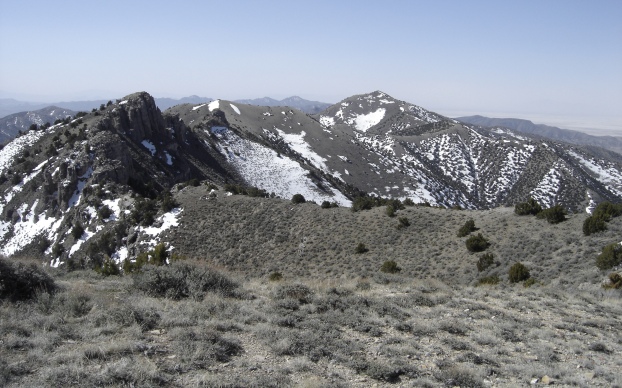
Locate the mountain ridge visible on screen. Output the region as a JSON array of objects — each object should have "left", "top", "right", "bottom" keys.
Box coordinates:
[
  {"left": 0, "top": 90, "right": 621, "bottom": 266},
  {"left": 457, "top": 115, "right": 622, "bottom": 156}
]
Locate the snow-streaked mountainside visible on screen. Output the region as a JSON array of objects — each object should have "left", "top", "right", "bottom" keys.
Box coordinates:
[
  {"left": 0, "top": 106, "right": 76, "bottom": 144},
  {"left": 0, "top": 90, "right": 621, "bottom": 266}
]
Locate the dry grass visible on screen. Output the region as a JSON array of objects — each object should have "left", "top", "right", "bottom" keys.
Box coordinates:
[
  {"left": 1, "top": 264, "right": 621, "bottom": 387},
  {"left": 2, "top": 192, "right": 622, "bottom": 386}
]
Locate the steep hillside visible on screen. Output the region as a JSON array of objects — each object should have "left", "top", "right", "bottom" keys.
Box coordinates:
[{"left": 0, "top": 106, "right": 75, "bottom": 144}]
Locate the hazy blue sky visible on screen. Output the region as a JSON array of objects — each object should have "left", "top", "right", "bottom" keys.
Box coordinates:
[{"left": 1, "top": 0, "right": 621, "bottom": 134}]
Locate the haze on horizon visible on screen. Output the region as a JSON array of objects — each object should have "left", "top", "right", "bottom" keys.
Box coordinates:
[{"left": 0, "top": 0, "right": 620, "bottom": 136}]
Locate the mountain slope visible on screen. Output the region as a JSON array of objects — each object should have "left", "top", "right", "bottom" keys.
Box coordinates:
[
  {"left": 0, "top": 106, "right": 76, "bottom": 144},
  {"left": 457, "top": 115, "right": 622, "bottom": 156},
  {"left": 1, "top": 90, "right": 621, "bottom": 266}
]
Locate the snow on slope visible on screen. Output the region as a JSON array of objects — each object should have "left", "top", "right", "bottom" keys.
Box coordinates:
[
  {"left": 530, "top": 162, "right": 563, "bottom": 208},
  {"left": 212, "top": 126, "right": 350, "bottom": 206},
  {"left": 0, "top": 125, "right": 58, "bottom": 175},
  {"left": 568, "top": 150, "right": 622, "bottom": 197},
  {"left": 274, "top": 129, "right": 329, "bottom": 172},
  {"left": 348, "top": 108, "right": 386, "bottom": 132}
]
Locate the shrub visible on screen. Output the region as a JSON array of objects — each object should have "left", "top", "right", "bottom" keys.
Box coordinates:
[
  {"left": 508, "top": 262, "right": 530, "bottom": 283},
  {"left": 95, "top": 257, "right": 120, "bottom": 276},
  {"left": 523, "top": 278, "right": 537, "bottom": 288},
  {"left": 97, "top": 205, "right": 113, "bottom": 220},
  {"left": 321, "top": 200, "right": 331, "bottom": 209},
  {"left": 595, "top": 243, "right": 622, "bottom": 270},
  {"left": 274, "top": 284, "right": 313, "bottom": 304},
  {"left": 603, "top": 273, "right": 622, "bottom": 289},
  {"left": 352, "top": 196, "right": 375, "bottom": 212},
  {"left": 355, "top": 242, "right": 368, "bottom": 254},
  {"left": 380, "top": 260, "right": 401, "bottom": 274},
  {"left": 160, "top": 191, "right": 179, "bottom": 212},
  {"left": 0, "top": 258, "right": 56, "bottom": 301},
  {"left": 514, "top": 197, "right": 542, "bottom": 216},
  {"left": 269, "top": 272, "right": 283, "bottom": 281},
  {"left": 291, "top": 194, "right": 306, "bottom": 204},
  {"left": 128, "top": 243, "right": 170, "bottom": 272},
  {"left": 476, "top": 253, "right": 494, "bottom": 272},
  {"left": 403, "top": 198, "right": 415, "bottom": 206},
  {"left": 397, "top": 216, "right": 410, "bottom": 229},
  {"left": 536, "top": 205, "right": 567, "bottom": 224},
  {"left": 457, "top": 219, "right": 476, "bottom": 237},
  {"left": 130, "top": 197, "right": 157, "bottom": 226},
  {"left": 52, "top": 243, "right": 64, "bottom": 258},
  {"left": 465, "top": 233, "right": 489, "bottom": 252},
  {"left": 592, "top": 201, "right": 622, "bottom": 221},
  {"left": 71, "top": 222, "right": 85, "bottom": 239},
  {"left": 385, "top": 205, "right": 396, "bottom": 217},
  {"left": 133, "top": 262, "right": 240, "bottom": 300},
  {"left": 583, "top": 215, "right": 607, "bottom": 236},
  {"left": 476, "top": 275, "right": 500, "bottom": 286}
]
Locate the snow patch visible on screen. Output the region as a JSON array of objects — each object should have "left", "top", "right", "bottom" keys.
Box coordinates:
[
  {"left": 319, "top": 116, "right": 335, "bottom": 127},
  {"left": 230, "top": 104, "right": 241, "bottom": 114},
  {"left": 274, "top": 129, "right": 328, "bottom": 172},
  {"left": 141, "top": 140, "right": 156, "bottom": 156},
  {"left": 208, "top": 100, "right": 220, "bottom": 111},
  {"left": 349, "top": 108, "right": 385, "bottom": 132},
  {"left": 192, "top": 103, "right": 206, "bottom": 111}
]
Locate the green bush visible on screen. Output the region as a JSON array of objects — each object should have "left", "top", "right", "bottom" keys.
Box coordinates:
[
  {"left": 95, "top": 257, "right": 120, "bottom": 276},
  {"left": 514, "top": 197, "right": 542, "bottom": 216},
  {"left": 592, "top": 201, "right": 622, "bottom": 221},
  {"left": 397, "top": 217, "right": 410, "bottom": 229},
  {"left": 380, "top": 260, "right": 401, "bottom": 274},
  {"left": 130, "top": 197, "right": 157, "bottom": 226},
  {"left": 476, "top": 275, "right": 500, "bottom": 286},
  {"left": 132, "top": 261, "right": 240, "bottom": 300},
  {"left": 0, "top": 258, "right": 56, "bottom": 301},
  {"left": 274, "top": 283, "right": 313, "bottom": 304},
  {"left": 269, "top": 272, "right": 283, "bottom": 281},
  {"left": 465, "top": 233, "right": 489, "bottom": 252},
  {"left": 71, "top": 222, "right": 85, "bottom": 239},
  {"left": 385, "top": 205, "right": 396, "bottom": 217},
  {"left": 97, "top": 205, "right": 113, "bottom": 220},
  {"left": 583, "top": 215, "right": 607, "bottom": 236},
  {"left": 126, "top": 243, "right": 170, "bottom": 273},
  {"left": 291, "top": 194, "right": 306, "bottom": 204},
  {"left": 476, "top": 253, "right": 494, "bottom": 272},
  {"left": 595, "top": 243, "right": 622, "bottom": 270},
  {"left": 355, "top": 242, "right": 369, "bottom": 254},
  {"left": 523, "top": 278, "right": 537, "bottom": 288},
  {"left": 603, "top": 273, "right": 622, "bottom": 289},
  {"left": 508, "top": 262, "right": 530, "bottom": 283},
  {"left": 160, "top": 191, "right": 179, "bottom": 212},
  {"left": 536, "top": 205, "right": 567, "bottom": 224},
  {"left": 403, "top": 198, "right": 415, "bottom": 206},
  {"left": 457, "top": 219, "right": 476, "bottom": 237}
]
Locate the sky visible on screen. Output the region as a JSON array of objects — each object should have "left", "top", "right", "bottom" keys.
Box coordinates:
[{"left": 0, "top": 0, "right": 621, "bottom": 135}]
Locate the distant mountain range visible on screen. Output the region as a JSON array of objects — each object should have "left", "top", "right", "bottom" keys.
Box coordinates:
[
  {"left": 234, "top": 96, "right": 331, "bottom": 114},
  {"left": 0, "top": 106, "right": 76, "bottom": 144},
  {"left": 457, "top": 115, "right": 622, "bottom": 156}
]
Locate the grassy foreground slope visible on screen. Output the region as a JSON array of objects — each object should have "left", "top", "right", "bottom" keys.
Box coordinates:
[{"left": 1, "top": 189, "right": 621, "bottom": 387}]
